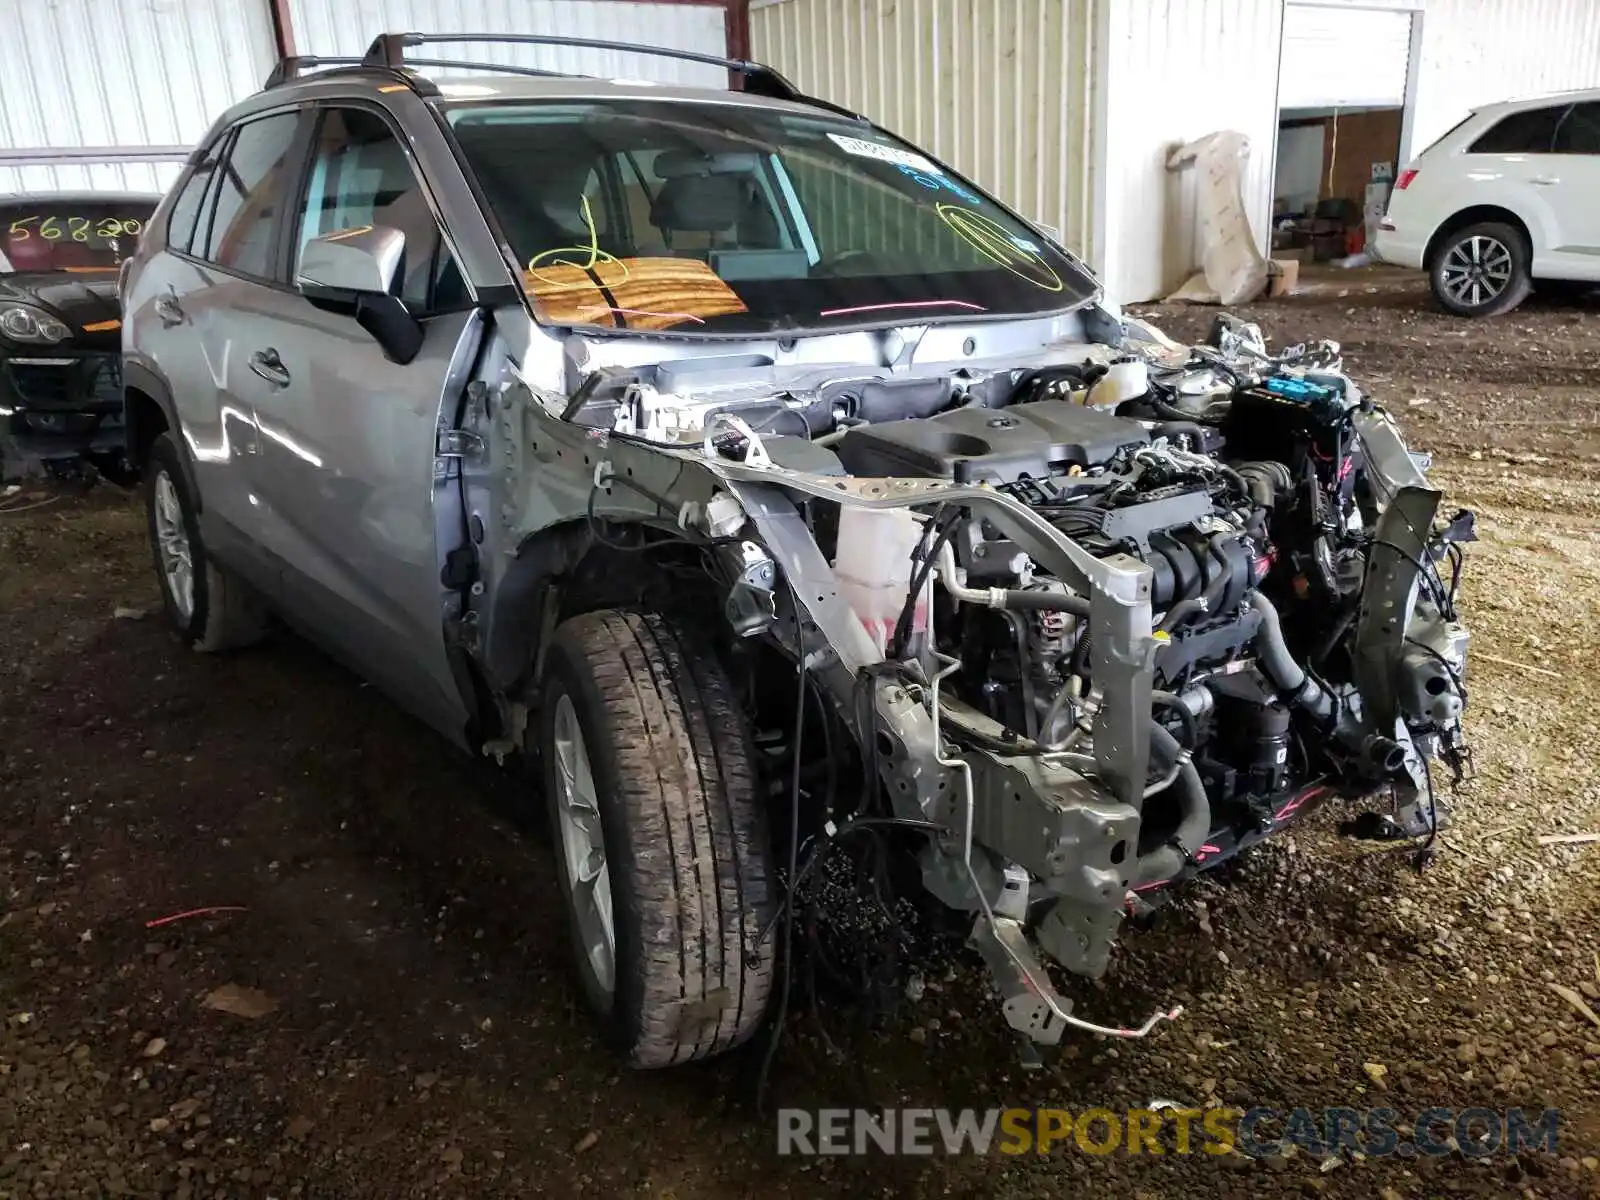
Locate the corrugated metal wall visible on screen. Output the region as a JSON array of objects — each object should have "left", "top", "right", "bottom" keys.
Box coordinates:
[
  {"left": 1099, "top": 0, "right": 1284, "bottom": 304},
  {"left": 1412, "top": 0, "right": 1600, "bottom": 151},
  {"left": 1278, "top": 5, "right": 1413, "bottom": 109},
  {"left": 0, "top": 0, "right": 277, "bottom": 194},
  {"left": 752, "top": 0, "right": 1099, "bottom": 261},
  {"left": 290, "top": 0, "right": 728, "bottom": 87}
]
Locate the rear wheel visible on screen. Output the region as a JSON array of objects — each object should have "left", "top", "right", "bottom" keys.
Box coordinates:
[
  {"left": 1429, "top": 221, "right": 1531, "bottom": 317},
  {"left": 538, "top": 609, "right": 776, "bottom": 1068},
  {"left": 143, "top": 433, "right": 266, "bottom": 652}
]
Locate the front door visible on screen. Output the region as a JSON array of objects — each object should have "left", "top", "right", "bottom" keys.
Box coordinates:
[{"left": 240, "top": 103, "right": 479, "bottom": 741}]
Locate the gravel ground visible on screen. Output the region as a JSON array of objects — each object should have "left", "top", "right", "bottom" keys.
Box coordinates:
[{"left": 1, "top": 266, "right": 1598, "bottom": 1198}]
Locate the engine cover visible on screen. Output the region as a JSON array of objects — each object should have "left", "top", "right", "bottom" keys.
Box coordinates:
[{"left": 832, "top": 400, "right": 1149, "bottom": 484}]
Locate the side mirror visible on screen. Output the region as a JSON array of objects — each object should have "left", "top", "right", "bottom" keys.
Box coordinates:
[
  {"left": 296, "top": 225, "right": 422, "bottom": 364},
  {"left": 298, "top": 224, "right": 404, "bottom": 295}
]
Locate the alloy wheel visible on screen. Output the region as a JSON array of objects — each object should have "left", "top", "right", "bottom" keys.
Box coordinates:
[
  {"left": 552, "top": 693, "right": 616, "bottom": 1000},
  {"left": 1440, "top": 235, "right": 1513, "bottom": 308},
  {"left": 152, "top": 469, "right": 194, "bottom": 622}
]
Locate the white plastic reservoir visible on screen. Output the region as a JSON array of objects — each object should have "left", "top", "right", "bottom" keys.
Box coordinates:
[
  {"left": 833, "top": 507, "right": 929, "bottom": 656},
  {"left": 1087, "top": 359, "right": 1149, "bottom": 408}
]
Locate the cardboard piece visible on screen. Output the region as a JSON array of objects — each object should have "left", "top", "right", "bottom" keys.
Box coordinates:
[
  {"left": 1267, "top": 258, "right": 1300, "bottom": 297},
  {"left": 1363, "top": 181, "right": 1393, "bottom": 244},
  {"left": 1164, "top": 131, "right": 1270, "bottom": 305}
]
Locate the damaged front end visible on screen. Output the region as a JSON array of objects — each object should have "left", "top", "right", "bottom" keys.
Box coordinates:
[{"left": 470, "top": 305, "right": 1473, "bottom": 1052}]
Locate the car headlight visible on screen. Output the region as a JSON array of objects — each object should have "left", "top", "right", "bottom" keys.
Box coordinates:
[{"left": 0, "top": 304, "right": 72, "bottom": 345}]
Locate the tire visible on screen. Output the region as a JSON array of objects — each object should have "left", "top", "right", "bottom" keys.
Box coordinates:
[
  {"left": 1429, "top": 221, "right": 1532, "bottom": 317},
  {"left": 537, "top": 609, "right": 776, "bottom": 1068},
  {"left": 143, "top": 433, "right": 267, "bottom": 653}
]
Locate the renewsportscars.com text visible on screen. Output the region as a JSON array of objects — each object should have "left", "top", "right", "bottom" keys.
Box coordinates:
[{"left": 777, "top": 1106, "right": 1561, "bottom": 1158}]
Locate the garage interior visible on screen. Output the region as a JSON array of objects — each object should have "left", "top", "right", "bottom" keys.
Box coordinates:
[
  {"left": 1271, "top": 4, "right": 1414, "bottom": 265},
  {"left": 2, "top": 0, "right": 1600, "bottom": 1196}
]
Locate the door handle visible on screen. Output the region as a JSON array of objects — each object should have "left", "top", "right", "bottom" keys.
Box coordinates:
[
  {"left": 248, "top": 347, "right": 291, "bottom": 388},
  {"left": 1531, "top": 176, "right": 1561, "bottom": 186},
  {"left": 153, "top": 294, "right": 185, "bottom": 328}
]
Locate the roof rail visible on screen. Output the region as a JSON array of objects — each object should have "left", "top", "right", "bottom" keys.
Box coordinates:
[
  {"left": 362, "top": 31, "right": 808, "bottom": 102},
  {"left": 264, "top": 55, "right": 365, "bottom": 88},
  {"left": 267, "top": 33, "right": 865, "bottom": 120},
  {"left": 263, "top": 55, "right": 573, "bottom": 93}
]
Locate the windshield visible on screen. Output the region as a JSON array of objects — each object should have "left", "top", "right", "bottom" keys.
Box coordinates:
[
  {"left": 1, "top": 201, "right": 152, "bottom": 273},
  {"left": 444, "top": 99, "right": 1096, "bottom": 334}
]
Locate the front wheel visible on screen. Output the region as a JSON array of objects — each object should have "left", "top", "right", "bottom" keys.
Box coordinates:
[
  {"left": 1429, "top": 221, "right": 1531, "bottom": 317},
  {"left": 537, "top": 609, "right": 777, "bottom": 1068}
]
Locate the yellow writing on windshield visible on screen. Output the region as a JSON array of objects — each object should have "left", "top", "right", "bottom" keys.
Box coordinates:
[
  {"left": 936, "top": 204, "right": 1063, "bottom": 292},
  {"left": 524, "top": 195, "right": 628, "bottom": 293},
  {"left": 8, "top": 215, "right": 145, "bottom": 243}
]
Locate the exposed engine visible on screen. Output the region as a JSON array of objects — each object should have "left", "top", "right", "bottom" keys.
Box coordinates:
[
  {"left": 574, "top": 307, "right": 1474, "bottom": 1048},
  {"left": 821, "top": 315, "right": 1472, "bottom": 893}
]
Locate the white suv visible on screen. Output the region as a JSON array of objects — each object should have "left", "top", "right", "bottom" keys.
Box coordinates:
[{"left": 1375, "top": 89, "right": 1600, "bottom": 316}]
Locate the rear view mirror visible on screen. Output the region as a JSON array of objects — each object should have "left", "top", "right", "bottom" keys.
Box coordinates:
[{"left": 296, "top": 224, "right": 422, "bottom": 364}]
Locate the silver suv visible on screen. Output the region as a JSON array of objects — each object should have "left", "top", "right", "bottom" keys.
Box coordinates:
[{"left": 123, "top": 33, "right": 1474, "bottom": 1069}]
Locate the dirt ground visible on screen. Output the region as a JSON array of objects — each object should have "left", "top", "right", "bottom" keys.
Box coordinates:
[{"left": 2, "top": 265, "right": 1599, "bottom": 1199}]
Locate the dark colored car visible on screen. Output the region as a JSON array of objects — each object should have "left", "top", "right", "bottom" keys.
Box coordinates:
[{"left": 1, "top": 191, "right": 158, "bottom": 478}]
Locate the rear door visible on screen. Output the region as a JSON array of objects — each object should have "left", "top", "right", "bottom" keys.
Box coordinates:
[
  {"left": 126, "top": 110, "right": 308, "bottom": 591},
  {"left": 1546, "top": 101, "right": 1600, "bottom": 276},
  {"left": 1459, "top": 103, "right": 1572, "bottom": 273},
  {"left": 237, "top": 102, "right": 478, "bottom": 739}
]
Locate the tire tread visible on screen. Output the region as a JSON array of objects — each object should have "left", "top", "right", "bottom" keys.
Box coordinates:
[{"left": 552, "top": 610, "right": 774, "bottom": 1068}]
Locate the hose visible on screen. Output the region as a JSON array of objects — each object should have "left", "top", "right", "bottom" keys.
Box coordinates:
[
  {"left": 1249, "top": 590, "right": 1406, "bottom": 775},
  {"left": 936, "top": 542, "right": 1091, "bottom": 617},
  {"left": 1148, "top": 420, "right": 1208, "bottom": 446},
  {"left": 1000, "top": 589, "right": 1091, "bottom": 616},
  {"left": 1150, "top": 689, "right": 1198, "bottom": 750},
  {"left": 1131, "top": 721, "right": 1211, "bottom": 887},
  {"left": 1247, "top": 588, "right": 1335, "bottom": 724}
]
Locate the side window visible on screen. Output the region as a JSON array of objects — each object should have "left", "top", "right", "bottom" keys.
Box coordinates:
[
  {"left": 165, "top": 150, "right": 220, "bottom": 255},
  {"left": 1554, "top": 102, "right": 1600, "bottom": 154},
  {"left": 1468, "top": 106, "right": 1567, "bottom": 154},
  {"left": 203, "top": 113, "right": 301, "bottom": 277},
  {"left": 296, "top": 107, "right": 460, "bottom": 312}
]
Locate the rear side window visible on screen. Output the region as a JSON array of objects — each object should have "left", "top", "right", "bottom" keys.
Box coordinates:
[
  {"left": 1554, "top": 101, "right": 1600, "bottom": 154},
  {"left": 203, "top": 113, "right": 301, "bottom": 278},
  {"left": 1468, "top": 106, "right": 1567, "bottom": 153},
  {"left": 166, "top": 155, "right": 219, "bottom": 255}
]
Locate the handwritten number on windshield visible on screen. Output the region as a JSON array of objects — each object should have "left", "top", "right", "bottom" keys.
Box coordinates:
[{"left": 8, "top": 216, "right": 144, "bottom": 242}]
